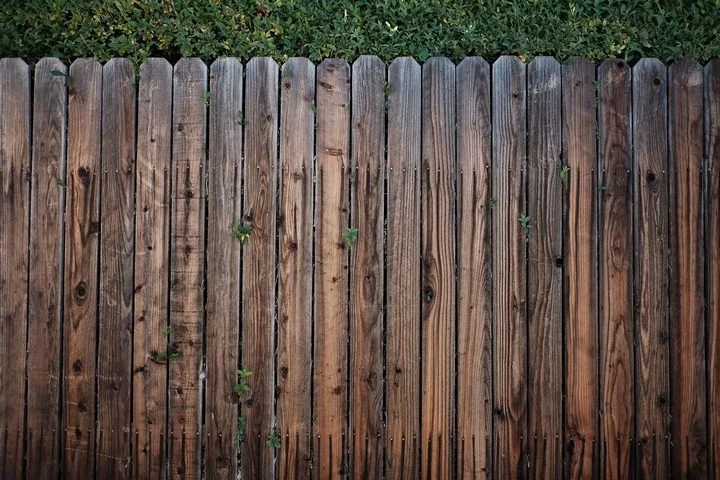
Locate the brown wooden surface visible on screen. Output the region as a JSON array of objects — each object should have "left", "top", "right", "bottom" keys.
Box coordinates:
[
  {"left": 561, "top": 57, "right": 599, "bottom": 479},
  {"left": 668, "top": 59, "right": 708, "bottom": 478},
  {"left": 169, "top": 58, "right": 207, "bottom": 479},
  {"left": 492, "top": 55, "right": 527, "bottom": 479},
  {"left": 349, "top": 55, "right": 385, "bottom": 479},
  {"left": 385, "top": 56, "right": 421, "bottom": 480},
  {"left": 62, "top": 58, "right": 102, "bottom": 479},
  {"left": 526, "top": 56, "right": 563, "bottom": 478},
  {"left": 241, "top": 56, "right": 279, "bottom": 479},
  {"left": 455, "top": 56, "right": 492, "bottom": 480},
  {"left": 26, "top": 57, "right": 66, "bottom": 480},
  {"left": 133, "top": 57, "right": 172, "bottom": 480},
  {"left": 313, "top": 58, "right": 350, "bottom": 479},
  {"left": 633, "top": 57, "right": 670, "bottom": 479},
  {"left": 277, "top": 56, "right": 315, "bottom": 480},
  {"left": 598, "top": 59, "right": 634, "bottom": 480},
  {"left": 707, "top": 59, "right": 720, "bottom": 479},
  {"left": 205, "top": 57, "right": 242, "bottom": 480},
  {"left": 96, "top": 58, "right": 136, "bottom": 479},
  {"left": 421, "top": 56, "right": 456, "bottom": 479},
  {"left": 0, "top": 57, "right": 30, "bottom": 480}
]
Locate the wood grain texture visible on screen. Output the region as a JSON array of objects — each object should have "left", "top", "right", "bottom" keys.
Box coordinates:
[
  {"left": 561, "top": 57, "right": 599, "bottom": 480},
  {"left": 241, "top": 56, "right": 278, "bottom": 479},
  {"left": 668, "top": 59, "right": 708, "bottom": 477},
  {"left": 133, "top": 58, "right": 172, "bottom": 480},
  {"left": 205, "top": 57, "right": 242, "bottom": 480},
  {"left": 313, "top": 58, "right": 350, "bottom": 479},
  {"left": 26, "top": 57, "right": 66, "bottom": 480},
  {"left": 707, "top": 59, "right": 720, "bottom": 479},
  {"left": 277, "top": 57, "right": 315, "bottom": 480},
  {"left": 455, "top": 56, "right": 492, "bottom": 480},
  {"left": 349, "top": 55, "right": 385, "bottom": 479},
  {"left": 491, "top": 55, "right": 527, "bottom": 480},
  {"left": 96, "top": 58, "right": 136, "bottom": 480},
  {"left": 526, "top": 56, "right": 563, "bottom": 478},
  {"left": 385, "top": 56, "right": 421, "bottom": 480},
  {"left": 0, "top": 57, "right": 30, "bottom": 480},
  {"left": 62, "top": 58, "right": 102, "bottom": 479},
  {"left": 169, "top": 58, "right": 207, "bottom": 480},
  {"left": 598, "top": 59, "right": 634, "bottom": 480},
  {"left": 632, "top": 58, "right": 670, "bottom": 479}
]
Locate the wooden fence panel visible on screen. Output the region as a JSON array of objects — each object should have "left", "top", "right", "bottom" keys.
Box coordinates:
[
  {"left": 205, "top": 57, "right": 242, "bottom": 480},
  {"left": 133, "top": 57, "right": 172, "bottom": 480},
  {"left": 313, "top": 58, "right": 350, "bottom": 479},
  {"left": 385, "top": 56, "right": 421, "bottom": 480},
  {"left": 26, "top": 57, "right": 66, "bottom": 480},
  {"left": 62, "top": 58, "right": 102, "bottom": 479},
  {"left": 491, "top": 55, "right": 527, "bottom": 479},
  {"left": 598, "top": 59, "right": 634, "bottom": 480},
  {"left": 668, "top": 59, "right": 708, "bottom": 477},
  {"left": 456, "top": 56, "right": 492, "bottom": 480},
  {"left": 0, "top": 57, "right": 30, "bottom": 480},
  {"left": 241, "top": 56, "right": 279, "bottom": 478},
  {"left": 96, "top": 57, "right": 136, "bottom": 479},
  {"left": 169, "top": 57, "right": 207, "bottom": 479},
  {"left": 562, "top": 57, "right": 599, "bottom": 479}
]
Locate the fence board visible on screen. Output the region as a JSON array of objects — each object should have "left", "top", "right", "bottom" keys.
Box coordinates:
[
  {"left": 668, "top": 59, "right": 708, "bottom": 477},
  {"left": 0, "top": 57, "right": 30, "bottom": 480},
  {"left": 205, "top": 57, "right": 242, "bottom": 480},
  {"left": 633, "top": 58, "right": 670, "bottom": 478},
  {"left": 456, "top": 56, "right": 492, "bottom": 480},
  {"left": 62, "top": 58, "right": 102, "bottom": 479},
  {"left": 26, "top": 57, "right": 66, "bottom": 479},
  {"left": 313, "top": 58, "right": 351, "bottom": 479},
  {"left": 561, "top": 57, "right": 599, "bottom": 479},
  {"left": 348, "top": 55, "right": 385, "bottom": 479},
  {"left": 386, "top": 56, "right": 421, "bottom": 480},
  {"left": 96, "top": 58, "right": 136, "bottom": 479},
  {"left": 527, "top": 56, "right": 563, "bottom": 478},
  {"left": 492, "top": 55, "right": 527, "bottom": 479},
  {"left": 277, "top": 56, "right": 315, "bottom": 480},
  {"left": 241, "top": 56, "right": 279, "bottom": 478},
  {"left": 133, "top": 57, "right": 172, "bottom": 480},
  {"left": 598, "top": 59, "right": 634, "bottom": 480},
  {"left": 169, "top": 57, "right": 207, "bottom": 479},
  {"left": 421, "top": 56, "right": 456, "bottom": 479}
]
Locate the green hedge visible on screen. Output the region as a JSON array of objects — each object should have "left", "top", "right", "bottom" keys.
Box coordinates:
[{"left": 2, "top": 0, "right": 719, "bottom": 64}]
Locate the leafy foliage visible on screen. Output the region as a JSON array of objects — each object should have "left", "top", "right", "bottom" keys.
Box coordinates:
[
  {"left": 234, "top": 367, "right": 253, "bottom": 396},
  {"left": 231, "top": 220, "right": 252, "bottom": 245}
]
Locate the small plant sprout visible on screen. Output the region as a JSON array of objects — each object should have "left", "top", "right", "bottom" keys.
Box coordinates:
[
  {"left": 383, "top": 82, "right": 392, "bottom": 95},
  {"left": 343, "top": 227, "right": 359, "bottom": 247},
  {"left": 231, "top": 220, "right": 253, "bottom": 244},
  {"left": 162, "top": 325, "right": 171, "bottom": 339},
  {"left": 236, "top": 416, "right": 246, "bottom": 446},
  {"left": 519, "top": 214, "right": 532, "bottom": 235},
  {"left": 150, "top": 350, "right": 181, "bottom": 364},
  {"left": 310, "top": 102, "right": 317, "bottom": 114},
  {"left": 488, "top": 196, "right": 497, "bottom": 208},
  {"left": 201, "top": 90, "right": 212, "bottom": 104},
  {"left": 56, "top": 178, "right": 66, "bottom": 190},
  {"left": 237, "top": 110, "right": 245, "bottom": 125},
  {"left": 599, "top": 183, "right": 608, "bottom": 191},
  {"left": 266, "top": 425, "right": 281, "bottom": 449},
  {"left": 234, "top": 367, "right": 253, "bottom": 396},
  {"left": 559, "top": 164, "right": 570, "bottom": 188}
]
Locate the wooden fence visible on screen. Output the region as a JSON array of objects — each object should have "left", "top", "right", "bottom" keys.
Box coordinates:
[{"left": 0, "top": 55, "right": 719, "bottom": 479}]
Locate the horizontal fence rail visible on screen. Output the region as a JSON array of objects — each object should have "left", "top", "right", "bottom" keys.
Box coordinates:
[{"left": 0, "top": 56, "right": 719, "bottom": 479}]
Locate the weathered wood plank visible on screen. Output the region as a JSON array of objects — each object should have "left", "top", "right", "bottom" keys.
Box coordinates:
[
  {"left": 133, "top": 57, "right": 172, "bottom": 480},
  {"left": 668, "top": 59, "right": 708, "bottom": 477},
  {"left": 349, "top": 55, "right": 385, "bottom": 479},
  {"left": 526, "top": 56, "right": 563, "bottom": 478},
  {"left": 313, "top": 58, "right": 350, "bottom": 479},
  {"left": 456, "top": 56, "right": 492, "bottom": 480},
  {"left": 169, "top": 58, "right": 207, "bottom": 480},
  {"left": 241, "top": 56, "right": 279, "bottom": 479},
  {"left": 62, "top": 58, "right": 102, "bottom": 479},
  {"left": 598, "top": 59, "right": 634, "bottom": 480},
  {"left": 633, "top": 58, "right": 670, "bottom": 479},
  {"left": 277, "top": 57, "right": 315, "bottom": 480},
  {"left": 561, "top": 57, "right": 599, "bottom": 479},
  {"left": 26, "top": 57, "right": 66, "bottom": 480},
  {"left": 492, "top": 55, "right": 527, "bottom": 479},
  {"left": 0, "top": 57, "right": 30, "bottom": 480},
  {"left": 386, "top": 56, "right": 421, "bottom": 480},
  {"left": 205, "top": 57, "right": 242, "bottom": 480}
]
